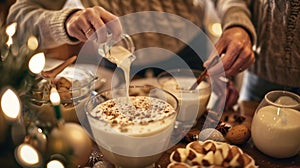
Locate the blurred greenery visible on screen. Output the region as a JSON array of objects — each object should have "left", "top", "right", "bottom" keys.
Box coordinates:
[{"left": 0, "top": 21, "right": 37, "bottom": 95}]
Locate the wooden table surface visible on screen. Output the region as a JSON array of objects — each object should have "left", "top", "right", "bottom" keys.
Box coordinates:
[{"left": 1, "top": 101, "right": 299, "bottom": 168}]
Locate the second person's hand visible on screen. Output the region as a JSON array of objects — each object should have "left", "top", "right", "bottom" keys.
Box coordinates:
[{"left": 204, "top": 26, "right": 255, "bottom": 77}]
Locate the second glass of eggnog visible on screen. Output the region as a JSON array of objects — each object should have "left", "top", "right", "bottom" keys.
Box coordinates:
[
  {"left": 85, "top": 85, "right": 178, "bottom": 168},
  {"left": 251, "top": 90, "right": 300, "bottom": 158},
  {"left": 157, "top": 69, "right": 211, "bottom": 128}
]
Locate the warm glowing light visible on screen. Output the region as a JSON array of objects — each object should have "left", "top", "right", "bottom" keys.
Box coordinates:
[
  {"left": 6, "top": 37, "right": 13, "bottom": 46},
  {"left": 15, "top": 144, "right": 40, "bottom": 166},
  {"left": 6, "top": 22, "right": 17, "bottom": 37},
  {"left": 27, "top": 36, "right": 39, "bottom": 50},
  {"left": 209, "top": 23, "right": 223, "bottom": 37},
  {"left": 1, "top": 88, "right": 20, "bottom": 120},
  {"left": 50, "top": 87, "right": 60, "bottom": 105},
  {"left": 28, "top": 52, "right": 45, "bottom": 74},
  {"left": 47, "top": 160, "right": 65, "bottom": 168}
]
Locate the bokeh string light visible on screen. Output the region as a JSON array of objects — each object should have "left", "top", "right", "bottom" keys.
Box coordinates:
[
  {"left": 28, "top": 52, "right": 46, "bottom": 75},
  {"left": 14, "top": 143, "right": 42, "bottom": 167},
  {"left": 0, "top": 88, "right": 21, "bottom": 121},
  {"left": 47, "top": 159, "right": 65, "bottom": 168},
  {"left": 50, "top": 87, "right": 62, "bottom": 122},
  {"left": 0, "top": 22, "right": 93, "bottom": 168}
]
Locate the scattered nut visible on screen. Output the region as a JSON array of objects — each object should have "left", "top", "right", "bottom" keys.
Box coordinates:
[
  {"left": 199, "top": 128, "right": 226, "bottom": 142},
  {"left": 216, "top": 122, "right": 231, "bottom": 135},
  {"left": 225, "top": 124, "right": 251, "bottom": 145},
  {"left": 57, "top": 87, "right": 72, "bottom": 100},
  {"left": 56, "top": 77, "right": 72, "bottom": 89}
]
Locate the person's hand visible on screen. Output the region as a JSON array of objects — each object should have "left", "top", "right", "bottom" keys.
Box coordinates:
[
  {"left": 224, "top": 80, "right": 239, "bottom": 111},
  {"left": 65, "top": 6, "right": 122, "bottom": 43},
  {"left": 204, "top": 26, "right": 255, "bottom": 76}
]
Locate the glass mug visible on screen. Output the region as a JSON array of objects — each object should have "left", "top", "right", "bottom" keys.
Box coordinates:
[
  {"left": 85, "top": 85, "right": 178, "bottom": 168},
  {"left": 98, "top": 33, "right": 136, "bottom": 65},
  {"left": 251, "top": 90, "right": 300, "bottom": 158},
  {"left": 28, "top": 66, "right": 97, "bottom": 125},
  {"left": 157, "top": 69, "right": 211, "bottom": 128}
]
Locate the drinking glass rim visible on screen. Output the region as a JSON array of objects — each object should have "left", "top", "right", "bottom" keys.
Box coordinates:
[
  {"left": 265, "top": 90, "right": 300, "bottom": 108},
  {"left": 85, "top": 85, "right": 179, "bottom": 120},
  {"left": 157, "top": 69, "right": 210, "bottom": 92}
]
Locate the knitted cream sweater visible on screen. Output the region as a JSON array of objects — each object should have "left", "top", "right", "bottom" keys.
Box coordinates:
[{"left": 7, "top": 0, "right": 205, "bottom": 56}]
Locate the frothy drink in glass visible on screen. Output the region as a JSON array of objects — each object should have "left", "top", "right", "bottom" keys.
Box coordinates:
[
  {"left": 251, "top": 91, "right": 300, "bottom": 158},
  {"left": 86, "top": 88, "right": 178, "bottom": 168},
  {"left": 90, "top": 35, "right": 178, "bottom": 167},
  {"left": 158, "top": 69, "right": 211, "bottom": 127}
]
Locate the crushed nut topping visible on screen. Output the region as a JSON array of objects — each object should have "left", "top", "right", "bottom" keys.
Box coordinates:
[{"left": 90, "top": 96, "right": 176, "bottom": 132}]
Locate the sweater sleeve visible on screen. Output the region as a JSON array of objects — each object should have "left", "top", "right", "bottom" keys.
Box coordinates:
[
  {"left": 6, "top": 0, "right": 81, "bottom": 49},
  {"left": 213, "top": 0, "right": 257, "bottom": 45}
]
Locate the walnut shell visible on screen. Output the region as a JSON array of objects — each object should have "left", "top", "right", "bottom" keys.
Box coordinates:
[
  {"left": 225, "top": 124, "right": 251, "bottom": 145},
  {"left": 57, "top": 87, "right": 72, "bottom": 100},
  {"left": 56, "top": 77, "right": 72, "bottom": 89}
]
